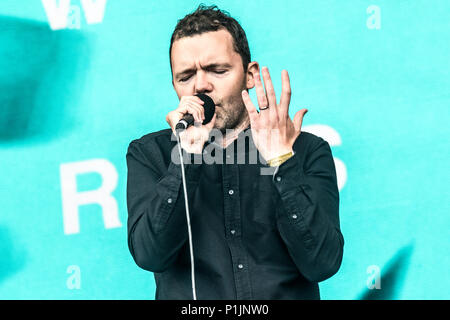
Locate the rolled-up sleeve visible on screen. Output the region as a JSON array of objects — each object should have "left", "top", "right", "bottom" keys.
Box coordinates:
[{"left": 272, "top": 136, "right": 344, "bottom": 283}]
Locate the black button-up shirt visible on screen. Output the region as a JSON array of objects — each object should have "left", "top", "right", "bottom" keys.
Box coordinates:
[{"left": 126, "top": 127, "right": 344, "bottom": 300}]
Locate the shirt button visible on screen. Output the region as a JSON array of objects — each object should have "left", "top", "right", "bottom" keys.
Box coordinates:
[
  {"left": 167, "top": 198, "right": 172, "bottom": 204},
  {"left": 276, "top": 176, "right": 282, "bottom": 182},
  {"left": 230, "top": 230, "right": 236, "bottom": 235},
  {"left": 292, "top": 214, "right": 298, "bottom": 219},
  {"left": 228, "top": 189, "right": 234, "bottom": 195},
  {"left": 238, "top": 264, "right": 244, "bottom": 269}
]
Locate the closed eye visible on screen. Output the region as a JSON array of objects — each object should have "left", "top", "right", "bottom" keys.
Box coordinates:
[
  {"left": 179, "top": 75, "right": 192, "bottom": 82},
  {"left": 178, "top": 70, "right": 227, "bottom": 82}
]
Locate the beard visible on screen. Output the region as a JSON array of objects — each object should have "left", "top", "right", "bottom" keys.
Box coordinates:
[{"left": 213, "top": 83, "right": 249, "bottom": 134}]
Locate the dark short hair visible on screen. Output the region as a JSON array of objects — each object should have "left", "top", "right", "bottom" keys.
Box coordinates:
[{"left": 169, "top": 4, "right": 251, "bottom": 76}]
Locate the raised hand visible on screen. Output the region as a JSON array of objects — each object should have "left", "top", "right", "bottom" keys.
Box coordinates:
[
  {"left": 241, "top": 66, "right": 308, "bottom": 162},
  {"left": 166, "top": 95, "right": 216, "bottom": 154}
]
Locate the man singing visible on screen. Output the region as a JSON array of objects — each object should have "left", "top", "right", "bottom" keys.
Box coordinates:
[{"left": 126, "top": 5, "right": 344, "bottom": 300}]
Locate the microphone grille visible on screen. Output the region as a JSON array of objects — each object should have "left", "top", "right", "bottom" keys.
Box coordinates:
[{"left": 195, "top": 93, "right": 216, "bottom": 125}]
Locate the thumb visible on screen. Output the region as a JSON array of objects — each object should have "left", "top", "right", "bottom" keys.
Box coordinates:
[{"left": 293, "top": 108, "right": 308, "bottom": 132}]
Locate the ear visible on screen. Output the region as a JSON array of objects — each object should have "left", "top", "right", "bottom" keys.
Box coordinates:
[{"left": 245, "top": 62, "right": 260, "bottom": 90}]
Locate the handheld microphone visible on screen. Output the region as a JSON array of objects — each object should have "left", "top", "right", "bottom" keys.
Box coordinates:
[
  {"left": 175, "top": 93, "right": 216, "bottom": 131},
  {"left": 174, "top": 93, "right": 215, "bottom": 300}
]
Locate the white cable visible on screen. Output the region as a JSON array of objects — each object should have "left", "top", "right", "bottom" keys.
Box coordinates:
[{"left": 176, "top": 132, "right": 197, "bottom": 300}]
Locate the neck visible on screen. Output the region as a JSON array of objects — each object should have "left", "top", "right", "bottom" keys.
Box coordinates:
[{"left": 217, "top": 115, "right": 250, "bottom": 149}]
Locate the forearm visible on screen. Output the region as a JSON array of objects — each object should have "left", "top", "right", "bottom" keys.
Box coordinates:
[
  {"left": 276, "top": 192, "right": 344, "bottom": 282},
  {"left": 127, "top": 142, "right": 202, "bottom": 272},
  {"left": 273, "top": 140, "right": 344, "bottom": 282}
]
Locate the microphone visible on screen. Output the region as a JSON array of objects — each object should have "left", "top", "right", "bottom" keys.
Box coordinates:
[
  {"left": 173, "top": 93, "right": 215, "bottom": 300},
  {"left": 175, "top": 93, "right": 216, "bottom": 131}
]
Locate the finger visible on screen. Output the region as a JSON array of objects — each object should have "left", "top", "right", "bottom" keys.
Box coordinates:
[
  {"left": 279, "top": 70, "right": 291, "bottom": 118},
  {"left": 166, "top": 110, "right": 177, "bottom": 131},
  {"left": 261, "top": 67, "right": 279, "bottom": 125},
  {"left": 192, "top": 96, "right": 205, "bottom": 106},
  {"left": 293, "top": 108, "right": 308, "bottom": 132},
  {"left": 186, "top": 102, "right": 204, "bottom": 122},
  {"left": 182, "top": 95, "right": 204, "bottom": 106},
  {"left": 241, "top": 90, "right": 259, "bottom": 128},
  {"left": 190, "top": 97, "right": 206, "bottom": 120},
  {"left": 180, "top": 96, "right": 205, "bottom": 120},
  {"left": 184, "top": 104, "right": 201, "bottom": 123},
  {"left": 254, "top": 70, "right": 269, "bottom": 110},
  {"left": 190, "top": 100, "right": 206, "bottom": 121},
  {"left": 261, "top": 67, "right": 277, "bottom": 107}
]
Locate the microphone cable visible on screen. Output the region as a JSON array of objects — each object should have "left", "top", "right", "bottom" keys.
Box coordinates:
[
  {"left": 176, "top": 131, "right": 197, "bottom": 300},
  {"left": 173, "top": 93, "right": 215, "bottom": 300}
]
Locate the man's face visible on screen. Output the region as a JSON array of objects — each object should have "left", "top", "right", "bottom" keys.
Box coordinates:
[{"left": 171, "top": 29, "right": 248, "bottom": 132}]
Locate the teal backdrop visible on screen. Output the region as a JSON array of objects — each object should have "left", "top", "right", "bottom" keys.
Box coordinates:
[{"left": 0, "top": 0, "right": 448, "bottom": 299}]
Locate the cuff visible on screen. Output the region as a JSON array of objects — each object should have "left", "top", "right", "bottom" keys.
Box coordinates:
[{"left": 271, "top": 151, "right": 304, "bottom": 197}]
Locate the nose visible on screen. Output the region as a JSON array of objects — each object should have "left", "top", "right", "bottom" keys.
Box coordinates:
[{"left": 194, "top": 70, "right": 213, "bottom": 94}]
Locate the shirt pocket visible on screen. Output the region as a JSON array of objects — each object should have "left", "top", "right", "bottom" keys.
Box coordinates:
[{"left": 252, "top": 177, "right": 278, "bottom": 229}]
